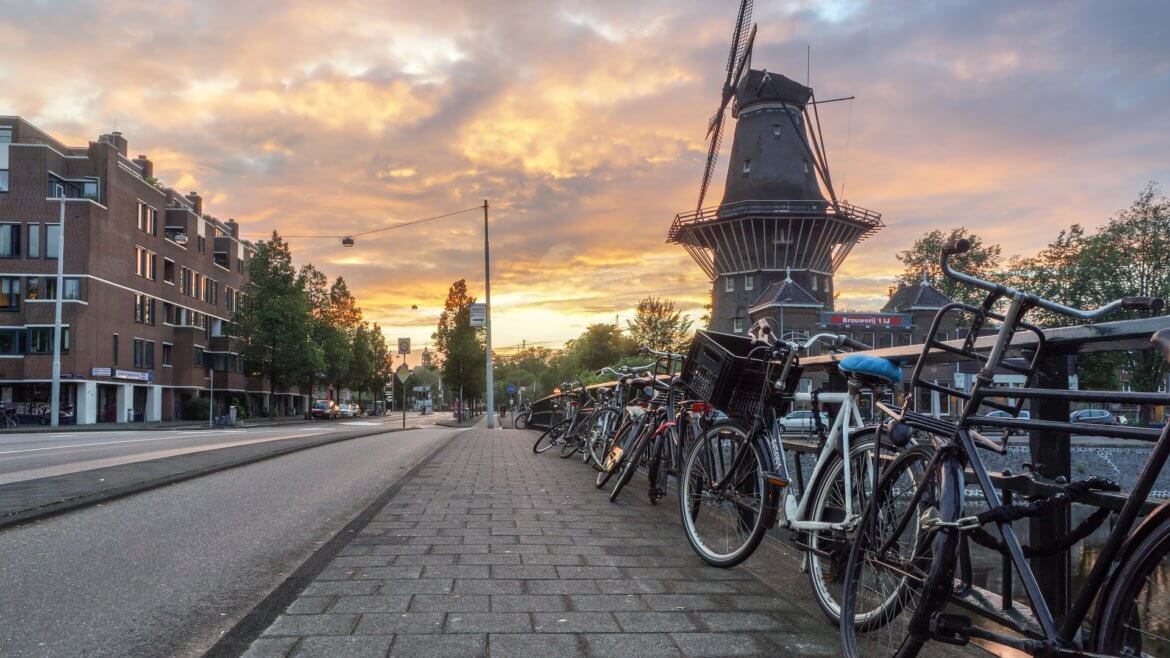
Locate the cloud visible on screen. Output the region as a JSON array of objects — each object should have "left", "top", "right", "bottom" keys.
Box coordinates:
[{"left": 2, "top": 0, "right": 1168, "bottom": 351}]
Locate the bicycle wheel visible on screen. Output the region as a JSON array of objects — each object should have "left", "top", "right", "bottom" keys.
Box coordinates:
[
  {"left": 514, "top": 412, "right": 529, "bottom": 430},
  {"left": 647, "top": 431, "right": 667, "bottom": 505},
  {"left": 609, "top": 428, "right": 652, "bottom": 503},
  {"left": 533, "top": 418, "right": 570, "bottom": 454},
  {"left": 585, "top": 407, "right": 622, "bottom": 471},
  {"left": 558, "top": 421, "right": 582, "bottom": 458},
  {"left": 1094, "top": 513, "right": 1170, "bottom": 656},
  {"left": 677, "top": 422, "right": 778, "bottom": 568},
  {"left": 596, "top": 419, "right": 639, "bottom": 488},
  {"left": 839, "top": 445, "right": 962, "bottom": 658},
  {"left": 805, "top": 430, "right": 887, "bottom": 625}
]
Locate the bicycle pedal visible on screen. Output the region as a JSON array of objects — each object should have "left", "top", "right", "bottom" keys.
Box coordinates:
[
  {"left": 763, "top": 472, "right": 789, "bottom": 488},
  {"left": 929, "top": 612, "right": 972, "bottom": 646}
]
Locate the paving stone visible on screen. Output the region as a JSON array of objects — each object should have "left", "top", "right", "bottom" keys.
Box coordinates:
[
  {"left": 285, "top": 596, "right": 334, "bottom": 615},
  {"left": 457, "top": 552, "right": 523, "bottom": 565},
  {"left": 329, "top": 595, "right": 412, "bottom": 613},
  {"left": 378, "top": 579, "right": 454, "bottom": 595},
  {"left": 532, "top": 612, "right": 620, "bottom": 633},
  {"left": 613, "top": 611, "right": 699, "bottom": 633},
  {"left": 262, "top": 614, "right": 358, "bottom": 636},
  {"left": 453, "top": 578, "right": 524, "bottom": 595},
  {"left": 670, "top": 632, "right": 765, "bottom": 657},
  {"left": 301, "top": 581, "right": 380, "bottom": 597},
  {"left": 391, "top": 553, "right": 458, "bottom": 566},
  {"left": 524, "top": 579, "right": 600, "bottom": 594},
  {"left": 488, "top": 632, "right": 585, "bottom": 657},
  {"left": 409, "top": 594, "right": 491, "bottom": 612},
  {"left": 584, "top": 633, "right": 683, "bottom": 656},
  {"left": 293, "top": 635, "right": 393, "bottom": 657},
  {"left": 422, "top": 564, "right": 490, "bottom": 579},
  {"left": 391, "top": 633, "right": 488, "bottom": 657},
  {"left": 490, "top": 565, "right": 558, "bottom": 580},
  {"left": 692, "top": 611, "right": 782, "bottom": 632},
  {"left": 641, "top": 594, "right": 724, "bottom": 611},
  {"left": 567, "top": 594, "right": 648, "bottom": 612},
  {"left": 353, "top": 612, "right": 446, "bottom": 634},
  {"left": 240, "top": 637, "right": 298, "bottom": 658},
  {"left": 351, "top": 566, "right": 424, "bottom": 580},
  {"left": 490, "top": 594, "right": 568, "bottom": 612},
  {"left": 445, "top": 612, "right": 532, "bottom": 633}
]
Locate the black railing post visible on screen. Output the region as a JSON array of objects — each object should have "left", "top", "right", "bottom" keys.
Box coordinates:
[{"left": 1029, "top": 352, "right": 1072, "bottom": 620}]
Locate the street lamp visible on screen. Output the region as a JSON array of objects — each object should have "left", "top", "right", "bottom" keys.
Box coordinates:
[{"left": 49, "top": 184, "right": 67, "bottom": 427}]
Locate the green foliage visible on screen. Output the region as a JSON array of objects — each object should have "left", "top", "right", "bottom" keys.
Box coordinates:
[
  {"left": 896, "top": 227, "right": 1002, "bottom": 306},
  {"left": 625, "top": 297, "right": 694, "bottom": 354},
  {"left": 233, "top": 233, "right": 322, "bottom": 411},
  {"left": 433, "top": 279, "right": 485, "bottom": 402},
  {"left": 182, "top": 396, "right": 210, "bottom": 421}
]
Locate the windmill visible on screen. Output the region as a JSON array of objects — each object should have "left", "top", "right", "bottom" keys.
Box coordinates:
[{"left": 667, "top": 0, "right": 884, "bottom": 334}]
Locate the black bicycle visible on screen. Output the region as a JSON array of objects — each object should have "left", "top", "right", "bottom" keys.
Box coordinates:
[{"left": 839, "top": 239, "right": 1169, "bottom": 657}]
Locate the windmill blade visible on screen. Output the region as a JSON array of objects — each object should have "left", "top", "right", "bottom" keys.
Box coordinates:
[
  {"left": 696, "top": 107, "right": 727, "bottom": 211},
  {"left": 730, "top": 24, "right": 757, "bottom": 95},
  {"left": 722, "top": 0, "right": 754, "bottom": 86}
]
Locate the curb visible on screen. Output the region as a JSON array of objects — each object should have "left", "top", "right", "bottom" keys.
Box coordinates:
[
  {"left": 206, "top": 431, "right": 461, "bottom": 658},
  {"left": 0, "top": 427, "right": 417, "bottom": 531}
]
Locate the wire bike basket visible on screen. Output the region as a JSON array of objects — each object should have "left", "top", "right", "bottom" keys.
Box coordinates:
[{"left": 681, "top": 330, "right": 802, "bottom": 419}]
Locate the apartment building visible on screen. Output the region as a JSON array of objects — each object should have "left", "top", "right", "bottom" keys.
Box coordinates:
[{"left": 0, "top": 117, "right": 306, "bottom": 423}]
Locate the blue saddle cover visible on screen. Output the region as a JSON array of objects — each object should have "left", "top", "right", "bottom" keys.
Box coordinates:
[{"left": 838, "top": 354, "right": 903, "bottom": 385}]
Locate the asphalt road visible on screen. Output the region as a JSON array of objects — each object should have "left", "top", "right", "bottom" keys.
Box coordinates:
[
  {"left": 0, "top": 425, "right": 461, "bottom": 658},
  {"left": 0, "top": 412, "right": 448, "bottom": 485}
]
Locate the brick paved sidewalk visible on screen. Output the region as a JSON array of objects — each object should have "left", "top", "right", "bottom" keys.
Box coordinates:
[{"left": 242, "top": 427, "right": 839, "bottom": 657}]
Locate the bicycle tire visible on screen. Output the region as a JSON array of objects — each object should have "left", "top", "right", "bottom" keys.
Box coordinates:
[
  {"left": 677, "top": 421, "right": 777, "bottom": 567},
  {"left": 839, "top": 445, "right": 962, "bottom": 658},
  {"left": 1094, "top": 511, "right": 1170, "bottom": 655},
  {"left": 558, "top": 423, "right": 581, "bottom": 458},
  {"left": 533, "top": 418, "right": 570, "bottom": 454},
  {"left": 596, "top": 419, "right": 639, "bottom": 488},
  {"left": 609, "top": 428, "right": 651, "bottom": 503},
  {"left": 647, "top": 431, "right": 666, "bottom": 505},
  {"left": 514, "top": 412, "right": 530, "bottom": 430},
  {"left": 585, "top": 407, "right": 622, "bottom": 472}
]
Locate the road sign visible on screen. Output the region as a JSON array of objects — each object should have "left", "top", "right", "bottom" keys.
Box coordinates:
[
  {"left": 470, "top": 303, "right": 486, "bottom": 327},
  {"left": 396, "top": 363, "right": 411, "bottom": 383},
  {"left": 398, "top": 337, "right": 411, "bottom": 355},
  {"left": 506, "top": 383, "right": 516, "bottom": 395}
]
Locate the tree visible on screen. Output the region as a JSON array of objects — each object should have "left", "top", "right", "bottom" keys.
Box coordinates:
[
  {"left": 234, "top": 232, "right": 321, "bottom": 416},
  {"left": 561, "top": 323, "right": 636, "bottom": 374},
  {"left": 365, "top": 323, "right": 392, "bottom": 402},
  {"left": 626, "top": 297, "right": 694, "bottom": 353},
  {"left": 433, "top": 279, "right": 485, "bottom": 404},
  {"left": 321, "top": 277, "right": 363, "bottom": 394},
  {"left": 897, "top": 227, "right": 1002, "bottom": 306},
  {"left": 348, "top": 323, "right": 376, "bottom": 404}
]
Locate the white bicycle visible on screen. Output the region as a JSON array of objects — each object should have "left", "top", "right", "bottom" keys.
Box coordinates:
[{"left": 678, "top": 320, "right": 911, "bottom": 625}]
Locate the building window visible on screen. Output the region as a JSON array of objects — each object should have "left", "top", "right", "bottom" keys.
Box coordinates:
[
  {"left": 0, "top": 170, "right": 8, "bottom": 192},
  {"left": 744, "top": 275, "right": 754, "bottom": 291},
  {"left": 0, "top": 126, "right": 11, "bottom": 143},
  {"left": 725, "top": 277, "right": 734, "bottom": 293},
  {"left": 163, "top": 258, "right": 175, "bottom": 284},
  {"left": 162, "top": 343, "right": 173, "bottom": 367},
  {"left": 733, "top": 317, "right": 744, "bottom": 333},
  {"left": 0, "top": 224, "right": 20, "bottom": 257},
  {"left": 0, "top": 329, "right": 20, "bottom": 354},
  {"left": 824, "top": 277, "right": 830, "bottom": 293},
  {"left": 112, "top": 334, "right": 119, "bottom": 365},
  {"left": 135, "top": 247, "right": 157, "bottom": 280},
  {"left": 812, "top": 277, "right": 818, "bottom": 291},
  {"left": 198, "top": 235, "right": 206, "bottom": 254},
  {"left": 0, "top": 277, "right": 19, "bottom": 310},
  {"left": 27, "top": 224, "right": 39, "bottom": 258},
  {"left": 45, "top": 224, "right": 59, "bottom": 258},
  {"left": 145, "top": 341, "right": 155, "bottom": 369},
  {"left": 742, "top": 159, "right": 751, "bottom": 174},
  {"left": 134, "top": 293, "right": 156, "bottom": 325},
  {"left": 137, "top": 201, "right": 157, "bottom": 235},
  {"left": 225, "top": 287, "right": 235, "bottom": 312},
  {"left": 28, "top": 327, "right": 68, "bottom": 354},
  {"left": 194, "top": 346, "right": 204, "bottom": 368},
  {"left": 133, "top": 338, "right": 144, "bottom": 368},
  {"left": 237, "top": 259, "right": 244, "bottom": 274},
  {"left": 63, "top": 278, "right": 80, "bottom": 300}
]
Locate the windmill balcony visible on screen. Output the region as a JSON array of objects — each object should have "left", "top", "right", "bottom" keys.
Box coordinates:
[{"left": 666, "top": 199, "right": 883, "bottom": 241}]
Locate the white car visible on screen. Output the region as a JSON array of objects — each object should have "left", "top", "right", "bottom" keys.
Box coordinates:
[
  {"left": 779, "top": 410, "right": 831, "bottom": 434},
  {"left": 338, "top": 403, "right": 361, "bottom": 418}
]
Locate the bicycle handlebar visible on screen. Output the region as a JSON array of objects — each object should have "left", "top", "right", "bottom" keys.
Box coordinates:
[
  {"left": 639, "top": 345, "right": 685, "bottom": 360},
  {"left": 941, "top": 239, "right": 1164, "bottom": 321}
]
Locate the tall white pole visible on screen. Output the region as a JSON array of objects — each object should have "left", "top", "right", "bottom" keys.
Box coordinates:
[
  {"left": 208, "top": 365, "right": 214, "bottom": 428},
  {"left": 483, "top": 199, "right": 495, "bottom": 429},
  {"left": 50, "top": 186, "right": 66, "bottom": 427}
]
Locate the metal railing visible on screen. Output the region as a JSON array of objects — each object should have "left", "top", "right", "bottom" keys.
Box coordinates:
[{"left": 667, "top": 198, "right": 884, "bottom": 242}]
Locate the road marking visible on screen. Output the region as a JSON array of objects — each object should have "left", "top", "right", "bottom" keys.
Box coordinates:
[
  {"left": 340, "top": 421, "right": 382, "bottom": 427},
  {"left": 48, "top": 433, "right": 81, "bottom": 438}
]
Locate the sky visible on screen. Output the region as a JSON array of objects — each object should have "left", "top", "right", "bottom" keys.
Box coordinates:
[{"left": 2, "top": 0, "right": 1168, "bottom": 357}]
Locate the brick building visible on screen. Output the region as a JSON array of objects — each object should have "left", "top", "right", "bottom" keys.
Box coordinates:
[{"left": 0, "top": 117, "right": 307, "bottom": 424}]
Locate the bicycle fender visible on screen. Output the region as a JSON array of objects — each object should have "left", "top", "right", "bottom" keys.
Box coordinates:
[{"left": 1090, "top": 497, "right": 1170, "bottom": 643}]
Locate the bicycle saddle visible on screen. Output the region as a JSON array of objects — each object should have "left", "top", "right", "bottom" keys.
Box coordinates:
[
  {"left": 837, "top": 354, "right": 903, "bottom": 385},
  {"left": 1154, "top": 328, "right": 1170, "bottom": 364}
]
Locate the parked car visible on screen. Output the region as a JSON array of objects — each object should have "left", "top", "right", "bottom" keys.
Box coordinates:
[
  {"left": 310, "top": 399, "right": 340, "bottom": 420},
  {"left": 339, "top": 403, "right": 361, "bottom": 418},
  {"left": 779, "top": 410, "right": 831, "bottom": 434},
  {"left": 1070, "top": 408, "right": 1117, "bottom": 425},
  {"left": 976, "top": 409, "right": 1030, "bottom": 435}
]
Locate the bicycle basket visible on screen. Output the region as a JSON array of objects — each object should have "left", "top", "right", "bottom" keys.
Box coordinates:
[{"left": 681, "top": 330, "right": 801, "bottom": 418}]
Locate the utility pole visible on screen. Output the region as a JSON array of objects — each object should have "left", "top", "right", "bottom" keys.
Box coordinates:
[
  {"left": 208, "top": 365, "right": 214, "bottom": 428},
  {"left": 483, "top": 199, "right": 495, "bottom": 429},
  {"left": 50, "top": 185, "right": 66, "bottom": 427}
]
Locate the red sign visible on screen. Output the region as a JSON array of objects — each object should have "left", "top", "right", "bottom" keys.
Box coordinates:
[{"left": 822, "top": 313, "right": 909, "bottom": 327}]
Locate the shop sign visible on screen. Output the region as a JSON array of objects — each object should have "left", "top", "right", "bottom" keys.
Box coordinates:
[
  {"left": 820, "top": 312, "right": 911, "bottom": 328},
  {"left": 114, "top": 369, "right": 152, "bottom": 382},
  {"left": 91, "top": 367, "right": 112, "bottom": 377}
]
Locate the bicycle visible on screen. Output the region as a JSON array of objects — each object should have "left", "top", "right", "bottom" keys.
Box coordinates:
[
  {"left": 676, "top": 321, "right": 907, "bottom": 626},
  {"left": 513, "top": 402, "right": 532, "bottom": 430},
  {"left": 2, "top": 407, "right": 17, "bottom": 430},
  {"left": 839, "top": 239, "right": 1167, "bottom": 657},
  {"left": 533, "top": 382, "right": 591, "bottom": 454}
]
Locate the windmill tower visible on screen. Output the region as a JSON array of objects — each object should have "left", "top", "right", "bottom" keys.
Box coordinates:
[{"left": 667, "top": 0, "right": 883, "bottom": 335}]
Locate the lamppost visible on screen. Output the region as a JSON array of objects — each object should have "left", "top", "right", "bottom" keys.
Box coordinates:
[{"left": 49, "top": 185, "right": 67, "bottom": 427}]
